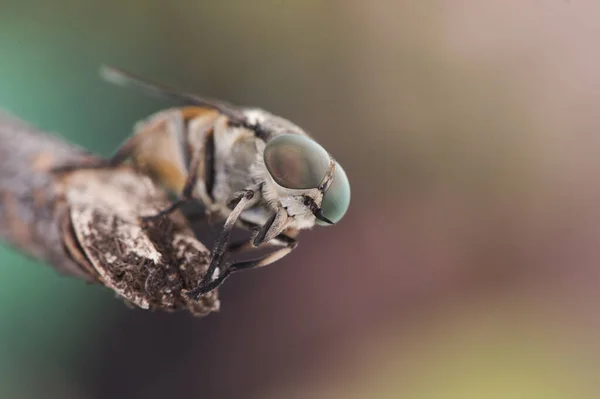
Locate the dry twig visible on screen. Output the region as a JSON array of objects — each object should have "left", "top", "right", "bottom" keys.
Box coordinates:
[{"left": 0, "top": 111, "right": 219, "bottom": 316}]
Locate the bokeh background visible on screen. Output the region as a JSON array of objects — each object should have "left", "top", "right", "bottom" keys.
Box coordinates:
[{"left": 2, "top": 1, "right": 600, "bottom": 398}]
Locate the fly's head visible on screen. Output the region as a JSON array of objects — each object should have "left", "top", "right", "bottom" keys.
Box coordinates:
[{"left": 260, "top": 134, "right": 351, "bottom": 233}]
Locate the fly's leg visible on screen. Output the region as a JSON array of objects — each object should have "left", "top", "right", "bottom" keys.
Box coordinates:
[
  {"left": 185, "top": 203, "right": 297, "bottom": 300},
  {"left": 185, "top": 233, "right": 297, "bottom": 299},
  {"left": 226, "top": 230, "right": 295, "bottom": 253},
  {"left": 205, "top": 189, "right": 257, "bottom": 275},
  {"left": 184, "top": 188, "right": 259, "bottom": 299},
  {"left": 224, "top": 219, "right": 270, "bottom": 253}
]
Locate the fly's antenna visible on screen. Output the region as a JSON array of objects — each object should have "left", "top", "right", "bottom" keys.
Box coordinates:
[{"left": 100, "top": 65, "right": 248, "bottom": 124}]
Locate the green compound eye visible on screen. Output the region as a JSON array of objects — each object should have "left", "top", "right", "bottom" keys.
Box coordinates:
[
  {"left": 318, "top": 163, "right": 350, "bottom": 226},
  {"left": 264, "top": 134, "right": 330, "bottom": 189}
]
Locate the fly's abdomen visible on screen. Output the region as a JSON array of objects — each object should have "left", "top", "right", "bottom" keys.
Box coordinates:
[{"left": 129, "top": 109, "right": 189, "bottom": 194}]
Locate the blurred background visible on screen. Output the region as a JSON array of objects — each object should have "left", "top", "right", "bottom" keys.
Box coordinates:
[{"left": 2, "top": 1, "right": 600, "bottom": 398}]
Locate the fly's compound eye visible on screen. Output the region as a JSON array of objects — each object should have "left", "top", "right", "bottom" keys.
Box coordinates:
[
  {"left": 264, "top": 134, "right": 330, "bottom": 189},
  {"left": 318, "top": 162, "right": 350, "bottom": 226}
]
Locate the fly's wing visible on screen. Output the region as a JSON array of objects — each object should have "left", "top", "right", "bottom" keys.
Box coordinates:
[{"left": 100, "top": 65, "right": 247, "bottom": 123}]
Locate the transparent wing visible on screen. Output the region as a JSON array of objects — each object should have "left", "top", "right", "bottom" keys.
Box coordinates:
[{"left": 100, "top": 65, "right": 247, "bottom": 123}]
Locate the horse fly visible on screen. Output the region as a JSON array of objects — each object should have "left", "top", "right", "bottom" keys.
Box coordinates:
[{"left": 56, "top": 66, "right": 351, "bottom": 299}]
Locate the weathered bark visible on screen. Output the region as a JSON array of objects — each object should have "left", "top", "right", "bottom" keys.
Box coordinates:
[
  {"left": 0, "top": 111, "right": 95, "bottom": 279},
  {"left": 0, "top": 111, "right": 219, "bottom": 316}
]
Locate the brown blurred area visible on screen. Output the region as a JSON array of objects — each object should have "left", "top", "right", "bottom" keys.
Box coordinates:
[{"left": 2, "top": 1, "right": 600, "bottom": 398}]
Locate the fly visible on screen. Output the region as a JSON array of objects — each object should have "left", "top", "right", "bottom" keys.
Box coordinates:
[{"left": 56, "top": 66, "right": 351, "bottom": 299}]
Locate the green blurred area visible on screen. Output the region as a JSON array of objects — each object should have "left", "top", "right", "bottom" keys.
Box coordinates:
[{"left": 2, "top": 1, "right": 600, "bottom": 398}]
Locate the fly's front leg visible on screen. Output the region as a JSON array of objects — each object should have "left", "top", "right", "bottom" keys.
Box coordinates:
[
  {"left": 205, "top": 188, "right": 259, "bottom": 273},
  {"left": 185, "top": 206, "right": 297, "bottom": 299},
  {"left": 223, "top": 212, "right": 296, "bottom": 256},
  {"left": 184, "top": 187, "right": 261, "bottom": 299},
  {"left": 185, "top": 231, "right": 297, "bottom": 299},
  {"left": 227, "top": 233, "right": 297, "bottom": 271}
]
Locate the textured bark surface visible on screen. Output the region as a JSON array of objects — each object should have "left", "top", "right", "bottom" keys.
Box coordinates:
[
  {"left": 0, "top": 111, "right": 219, "bottom": 316},
  {"left": 0, "top": 111, "right": 95, "bottom": 280}
]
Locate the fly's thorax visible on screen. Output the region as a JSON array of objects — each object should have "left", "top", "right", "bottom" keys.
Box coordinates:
[
  {"left": 210, "top": 118, "right": 263, "bottom": 206},
  {"left": 242, "top": 108, "right": 309, "bottom": 140}
]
